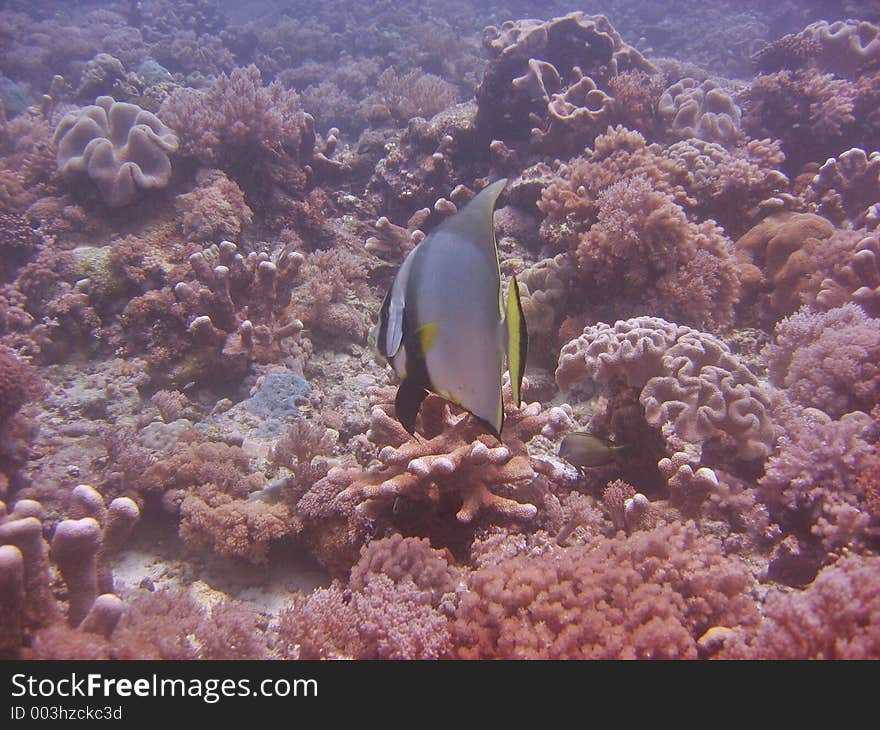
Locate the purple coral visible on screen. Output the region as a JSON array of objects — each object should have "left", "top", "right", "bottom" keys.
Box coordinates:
[{"left": 763, "top": 304, "right": 880, "bottom": 418}]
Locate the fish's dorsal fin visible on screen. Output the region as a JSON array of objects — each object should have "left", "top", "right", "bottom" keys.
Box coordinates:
[
  {"left": 436, "top": 179, "right": 507, "bottom": 281},
  {"left": 505, "top": 275, "right": 528, "bottom": 408}
]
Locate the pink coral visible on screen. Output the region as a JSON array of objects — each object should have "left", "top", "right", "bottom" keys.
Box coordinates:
[
  {"left": 329, "top": 383, "right": 572, "bottom": 525},
  {"left": 761, "top": 404, "right": 876, "bottom": 558},
  {"left": 557, "top": 317, "right": 776, "bottom": 462},
  {"left": 277, "top": 535, "right": 457, "bottom": 659},
  {"left": 574, "top": 174, "right": 740, "bottom": 328},
  {"left": 719, "top": 554, "right": 880, "bottom": 659},
  {"left": 1, "top": 487, "right": 138, "bottom": 658},
  {"left": 159, "top": 65, "right": 316, "bottom": 208},
  {"left": 763, "top": 304, "right": 880, "bottom": 418},
  {"left": 175, "top": 168, "right": 253, "bottom": 243},
  {"left": 451, "top": 521, "right": 756, "bottom": 659}
]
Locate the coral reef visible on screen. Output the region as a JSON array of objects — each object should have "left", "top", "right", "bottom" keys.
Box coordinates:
[
  {"left": 2, "top": 1, "right": 879, "bottom": 663},
  {"left": 158, "top": 65, "right": 315, "bottom": 211}
]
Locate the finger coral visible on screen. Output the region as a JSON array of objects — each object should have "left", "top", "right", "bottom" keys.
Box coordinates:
[
  {"left": 0, "top": 486, "right": 138, "bottom": 658},
  {"left": 53, "top": 95, "right": 179, "bottom": 206}
]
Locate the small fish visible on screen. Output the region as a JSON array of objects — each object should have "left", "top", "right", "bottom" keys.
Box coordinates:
[
  {"left": 371, "top": 179, "right": 527, "bottom": 438},
  {"left": 558, "top": 432, "right": 629, "bottom": 472}
]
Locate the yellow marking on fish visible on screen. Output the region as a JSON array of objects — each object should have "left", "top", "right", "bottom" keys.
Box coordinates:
[{"left": 417, "top": 321, "right": 439, "bottom": 353}]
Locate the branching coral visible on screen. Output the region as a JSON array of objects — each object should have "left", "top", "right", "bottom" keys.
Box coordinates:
[
  {"left": 53, "top": 96, "right": 179, "bottom": 206},
  {"left": 451, "top": 520, "right": 757, "bottom": 659},
  {"left": 158, "top": 65, "right": 315, "bottom": 208},
  {"left": 763, "top": 304, "right": 880, "bottom": 418},
  {"left": 165, "top": 240, "right": 306, "bottom": 386},
  {"left": 718, "top": 554, "right": 880, "bottom": 659},
  {"left": 332, "top": 383, "right": 573, "bottom": 525}
]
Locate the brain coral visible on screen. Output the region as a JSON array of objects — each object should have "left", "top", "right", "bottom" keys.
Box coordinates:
[
  {"left": 659, "top": 78, "right": 742, "bottom": 146},
  {"left": 53, "top": 96, "right": 179, "bottom": 207},
  {"left": 557, "top": 317, "right": 777, "bottom": 461}
]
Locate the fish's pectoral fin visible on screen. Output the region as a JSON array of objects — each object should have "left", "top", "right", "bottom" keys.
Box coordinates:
[
  {"left": 505, "top": 275, "right": 528, "bottom": 408},
  {"left": 416, "top": 321, "right": 439, "bottom": 353},
  {"left": 395, "top": 376, "right": 429, "bottom": 435}
]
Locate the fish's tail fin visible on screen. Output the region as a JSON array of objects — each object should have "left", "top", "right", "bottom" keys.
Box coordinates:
[{"left": 506, "top": 275, "right": 528, "bottom": 408}]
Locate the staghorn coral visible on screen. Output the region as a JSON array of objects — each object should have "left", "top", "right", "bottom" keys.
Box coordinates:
[
  {"left": 763, "top": 304, "right": 880, "bottom": 418},
  {"left": 659, "top": 78, "right": 743, "bottom": 146},
  {"left": 53, "top": 96, "right": 179, "bottom": 206},
  {"left": 451, "top": 521, "right": 757, "bottom": 659},
  {"left": 292, "top": 382, "right": 573, "bottom": 574},
  {"left": 557, "top": 317, "right": 776, "bottom": 466}
]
